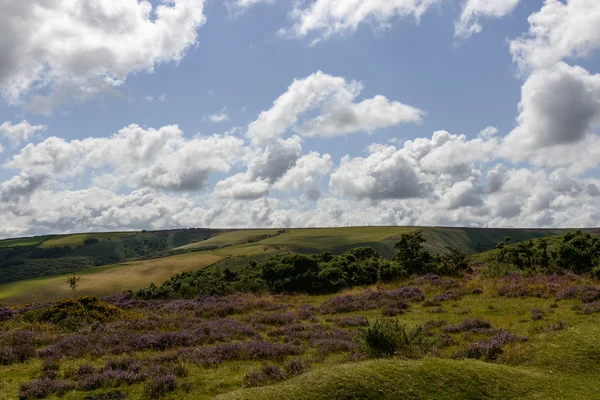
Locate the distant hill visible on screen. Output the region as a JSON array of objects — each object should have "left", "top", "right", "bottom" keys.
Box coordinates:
[{"left": 1, "top": 226, "right": 594, "bottom": 287}]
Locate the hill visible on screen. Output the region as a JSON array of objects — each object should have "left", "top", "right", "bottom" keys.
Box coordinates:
[{"left": 0, "top": 227, "right": 595, "bottom": 304}]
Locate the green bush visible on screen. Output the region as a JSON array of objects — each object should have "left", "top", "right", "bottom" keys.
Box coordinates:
[
  {"left": 357, "top": 319, "right": 437, "bottom": 359},
  {"left": 592, "top": 265, "right": 600, "bottom": 281},
  {"left": 25, "top": 296, "right": 121, "bottom": 329}
]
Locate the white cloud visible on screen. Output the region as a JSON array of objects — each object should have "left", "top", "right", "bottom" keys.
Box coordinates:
[
  {"left": 280, "top": 0, "right": 440, "bottom": 41},
  {"left": 246, "top": 71, "right": 423, "bottom": 145},
  {"left": 297, "top": 95, "right": 424, "bottom": 137},
  {"left": 455, "top": 0, "right": 520, "bottom": 40},
  {"left": 510, "top": 0, "right": 600, "bottom": 72},
  {"left": 225, "top": 0, "right": 274, "bottom": 15},
  {"left": 478, "top": 126, "right": 499, "bottom": 139},
  {"left": 0, "top": 120, "right": 47, "bottom": 145},
  {"left": 145, "top": 96, "right": 155, "bottom": 102},
  {"left": 273, "top": 152, "right": 333, "bottom": 200},
  {"left": 330, "top": 144, "right": 429, "bottom": 201},
  {"left": 0, "top": 0, "right": 206, "bottom": 112},
  {"left": 206, "top": 107, "right": 230, "bottom": 123},
  {"left": 502, "top": 63, "right": 600, "bottom": 162},
  {"left": 5, "top": 124, "right": 244, "bottom": 192}
]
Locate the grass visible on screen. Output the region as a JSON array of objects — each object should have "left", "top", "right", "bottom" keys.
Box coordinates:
[
  {"left": 2, "top": 273, "right": 600, "bottom": 399},
  {"left": 176, "top": 230, "right": 281, "bottom": 250},
  {"left": 215, "top": 358, "right": 596, "bottom": 400},
  {"left": 0, "top": 235, "right": 52, "bottom": 248},
  {"left": 0, "top": 252, "right": 223, "bottom": 305},
  {"left": 39, "top": 232, "right": 139, "bottom": 249},
  {"left": 259, "top": 227, "right": 417, "bottom": 251}
]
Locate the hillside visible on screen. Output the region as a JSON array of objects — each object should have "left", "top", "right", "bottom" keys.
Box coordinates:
[{"left": 0, "top": 227, "right": 597, "bottom": 305}]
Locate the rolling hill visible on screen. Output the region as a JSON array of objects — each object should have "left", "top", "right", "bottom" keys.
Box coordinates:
[{"left": 0, "top": 226, "right": 596, "bottom": 304}]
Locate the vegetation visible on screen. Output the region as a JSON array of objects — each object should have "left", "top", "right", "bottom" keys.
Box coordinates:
[
  {"left": 135, "top": 232, "right": 473, "bottom": 299},
  {"left": 1, "top": 227, "right": 600, "bottom": 399}
]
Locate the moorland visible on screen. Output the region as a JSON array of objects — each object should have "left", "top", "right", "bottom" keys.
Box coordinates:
[{"left": 0, "top": 226, "right": 599, "bottom": 400}]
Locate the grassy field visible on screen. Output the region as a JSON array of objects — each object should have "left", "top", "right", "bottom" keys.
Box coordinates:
[
  {"left": 39, "top": 232, "right": 139, "bottom": 249},
  {"left": 176, "top": 230, "right": 281, "bottom": 251},
  {"left": 0, "top": 236, "right": 52, "bottom": 248},
  {"left": 259, "top": 227, "right": 416, "bottom": 251},
  {"left": 0, "top": 252, "right": 223, "bottom": 305},
  {"left": 1, "top": 273, "right": 600, "bottom": 399}
]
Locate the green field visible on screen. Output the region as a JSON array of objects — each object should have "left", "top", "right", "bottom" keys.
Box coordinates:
[
  {"left": 176, "top": 229, "right": 281, "bottom": 250},
  {"left": 0, "top": 235, "right": 52, "bottom": 248},
  {"left": 38, "top": 232, "right": 139, "bottom": 249}
]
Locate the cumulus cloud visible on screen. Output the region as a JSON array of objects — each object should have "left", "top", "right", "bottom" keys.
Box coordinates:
[
  {"left": 0, "top": 120, "right": 47, "bottom": 145},
  {"left": 502, "top": 63, "right": 600, "bottom": 158},
  {"left": 297, "top": 95, "right": 424, "bottom": 137},
  {"left": 455, "top": 0, "right": 520, "bottom": 40},
  {"left": 330, "top": 144, "right": 428, "bottom": 201},
  {"left": 0, "top": 0, "right": 206, "bottom": 112},
  {"left": 478, "top": 126, "right": 498, "bottom": 139},
  {"left": 246, "top": 71, "right": 423, "bottom": 145},
  {"left": 5, "top": 124, "right": 243, "bottom": 193},
  {"left": 273, "top": 152, "right": 333, "bottom": 200},
  {"left": 510, "top": 0, "right": 600, "bottom": 72},
  {"left": 280, "top": 0, "right": 440, "bottom": 41}
]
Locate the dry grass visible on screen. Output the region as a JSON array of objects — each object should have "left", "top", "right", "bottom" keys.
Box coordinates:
[
  {"left": 0, "top": 252, "right": 223, "bottom": 304},
  {"left": 175, "top": 230, "right": 280, "bottom": 251}
]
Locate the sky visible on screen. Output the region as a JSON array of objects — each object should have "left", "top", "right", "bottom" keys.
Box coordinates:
[{"left": 0, "top": 0, "right": 599, "bottom": 237}]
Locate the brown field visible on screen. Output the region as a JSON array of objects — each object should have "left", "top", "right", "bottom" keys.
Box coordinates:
[{"left": 0, "top": 252, "right": 223, "bottom": 305}]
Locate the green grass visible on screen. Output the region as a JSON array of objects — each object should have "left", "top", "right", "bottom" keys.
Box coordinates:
[
  {"left": 39, "top": 232, "right": 139, "bottom": 249},
  {"left": 175, "top": 230, "right": 281, "bottom": 250},
  {"left": 215, "top": 358, "right": 597, "bottom": 400},
  {"left": 259, "top": 227, "right": 416, "bottom": 251},
  {"left": 2, "top": 274, "right": 600, "bottom": 399},
  {"left": 0, "top": 251, "right": 224, "bottom": 305},
  {"left": 0, "top": 235, "right": 52, "bottom": 248}
]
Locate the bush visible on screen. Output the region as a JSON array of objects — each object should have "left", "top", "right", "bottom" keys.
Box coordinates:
[
  {"left": 357, "top": 319, "right": 436, "bottom": 359},
  {"left": 243, "top": 365, "right": 287, "bottom": 388},
  {"left": 28, "top": 297, "right": 121, "bottom": 329},
  {"left": 143, "top": 374, "right": 177, "bottom": 399},
  {"left": 592, "top": 266, "right": 600, "bottom": 281},
  {"left": 20, "top": 378, "right": 74, "bottom": 399}
]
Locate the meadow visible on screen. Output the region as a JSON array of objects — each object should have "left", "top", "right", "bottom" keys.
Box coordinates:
[
  {"left": 0, "top": 252, "right": 223, "bottom": 305},
  {"left": 0, "top": 228, "right": 599, "bottom": 399},
  {"left": 1, "top": 271, "right": 600, "bottom": 400}
]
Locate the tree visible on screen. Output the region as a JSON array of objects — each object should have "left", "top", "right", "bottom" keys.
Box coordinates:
[
  {"left": 392, "top": 230, "right": 438, "bottom": 275},
  {"left": 65, "top": 273, "right": 80, "bottom": 299}
]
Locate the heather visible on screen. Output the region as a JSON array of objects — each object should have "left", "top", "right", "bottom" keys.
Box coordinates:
[{"left": 2, "top": 230, "right": 600, "bottom": 399}]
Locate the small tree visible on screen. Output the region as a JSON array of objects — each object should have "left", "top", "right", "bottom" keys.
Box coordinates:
[{"left": 66, "top": 273, "right": 80, "bottom": 299}]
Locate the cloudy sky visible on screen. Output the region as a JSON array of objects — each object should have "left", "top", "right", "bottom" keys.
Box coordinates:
[{"left": 0, "top": 0, "right": 599, "bottom": 237}]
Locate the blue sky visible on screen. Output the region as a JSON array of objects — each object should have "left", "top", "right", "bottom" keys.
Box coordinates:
[{"left": 0, "top": 0, "right": 599, "bottom": 237}]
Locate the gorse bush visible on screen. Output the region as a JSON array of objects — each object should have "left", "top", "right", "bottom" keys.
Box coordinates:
[
  {"left": 25, "top": 297, "right": 121, "bottom": 330},
  {"left": 357, "top": 319, "right": 437, "bottom": 359}
]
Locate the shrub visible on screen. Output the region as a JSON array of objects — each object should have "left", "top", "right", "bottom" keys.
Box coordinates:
[
  {"left": 28, "top": 297, "right": 121, "bottom": 329},
  {"left": 20, "top": 378, "right": 74, "bottom": 399},
  {"left": 453, "top": 331, "right": 527, "bottom": 361},
  {"left": 530, "top": 309, "right": 544, "bottom": 320},
  {"left": 592, "top": 266, "right": 600, "bottom": 281},
  {"left": 243, "top": 365, "right": 286, "bottom": 388},
  {"left": 284, "top": 358, "right": 309, "bottom": 376},
  {"left": 143, "top": 374, "right": 177, "bottom": 399},
  {"left": 357, "top": 319, "right": 436, "bottom": 359},
  {"left": 443, "top": 319, "right": 491, "bottom": 333},
  {"left": 0, "top": 306, "right": 14, "bottom": 322},
  {"left": 326, "top": 316, "right": 369, "bottom": 327}
]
